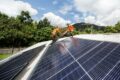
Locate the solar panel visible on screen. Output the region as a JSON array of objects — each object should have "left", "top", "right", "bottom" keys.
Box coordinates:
[
  {"left": 29, "top": 37, "right": 120, "bottom": 80},
  {"left": 103, "top": 62, "right": 120, "bottom": 80},
  {"left": 0, "top": 45, "right": 45, "bottom": 80},
  {"left": 0, "top": 37, "right": 120, "bottom": 80}
]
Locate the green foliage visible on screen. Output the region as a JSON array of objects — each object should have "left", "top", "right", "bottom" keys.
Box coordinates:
[
  {"left": 84, "top": 28, "right": 92, "bottom": 33},
  {"left": 0, "top": 11, "right": 53, "bottom": 47},
  {"left": 17, "top": 11, "right": 33, "bottom": 25},
  {"left": 37, "top": 18, "right": 51, "bottom": 29},
  {"left": 35, "top": 27, "right": 52, "bottom": 42},
  {"left": 72, "top": 29, "right": 80, "bottom": 35},
  {"left": 104, "top": 26, "right": 117, "bottom": 33},
  {"left": 115, "top": 22, "right": 120, "bottom": 32},
  {"left": 0, "top": 54, "right": 11, "bottom": 59}
]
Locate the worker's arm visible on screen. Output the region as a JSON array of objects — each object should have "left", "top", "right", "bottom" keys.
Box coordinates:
[
  {"left": 51, "top": 30, "right": 56, "bottom": 38},
  {"left": 61, "top": 30, "right": 68, "bottom": 37}
]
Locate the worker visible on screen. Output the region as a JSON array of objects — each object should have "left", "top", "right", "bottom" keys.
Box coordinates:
[
  {"left": 62, "top": 23, "right": 79, "bottom": 47},
  {"left": 62, "top": 23, "right": 75, "bottom": 37},
  {"left": 51, "top": 26, "right": 61, "bottom": 43}
]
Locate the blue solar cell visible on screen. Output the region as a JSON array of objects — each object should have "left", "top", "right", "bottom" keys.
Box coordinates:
[
  {"left": 62, "top": 66, "right": 85, "bottom": 80},
  {"left": 0, "top": 63, "right": 26, "bottom": 80},
  {"left": 30, "top": 43, "right": 74, "bottom": 80},
  {"left": 103, "top": 62, "right": 120, "bottom": 80},
  {"left": 79, "top": 74, "right": 91, "bottom": 80},
  {"left": 74, "top": 41, "right": 100, "bottom": 59},
  {"left": 48, "top": 62, "right": 81, "bottom": 80},
  {"left": 78, "top": 42, "right": 109, "bottom": 64},
  {"left": 0, "top": 45, "right": 45, "bottom": 80},
  {"left": 66, "top": 40, "right": 101, "bottom": 59},
  {"left": 69, "top": 41, "right": 94, "bottom": 55},
  {"left": 88, "top": 45, "right": 120, "bottom": 80},
  {"left": 81, "top": 43, "right": 118, "bottom": 71},
  {"left": 66, "top": 39, "right": 94, "bottom": 53}
]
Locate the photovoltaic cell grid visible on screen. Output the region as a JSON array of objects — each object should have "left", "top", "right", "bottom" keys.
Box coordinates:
[
  {"left": 0, "top": 45, "right": 45, "bottom": 80},
  {"left": 30, "top": 38, "right": 120, "bottom": 80}
]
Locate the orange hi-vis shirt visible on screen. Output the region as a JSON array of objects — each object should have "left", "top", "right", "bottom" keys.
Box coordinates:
[
  {"left": 52, "top": 28, "right": 61, "bottom": 35},
  {"left": 67, "top": 25, "right": 75, "bottom": 32}
]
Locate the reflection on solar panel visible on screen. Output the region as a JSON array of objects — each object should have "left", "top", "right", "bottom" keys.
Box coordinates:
[
  {"left": 30, "top": 38, "right": 120, "bottom": 80},
  {"left": 0, "top": 45, "right": 45, "bottom": 80}
]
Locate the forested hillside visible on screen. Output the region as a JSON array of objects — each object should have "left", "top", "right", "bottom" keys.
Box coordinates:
[{"left": 74, "top": 22, "right": 120, "bottom": 33}]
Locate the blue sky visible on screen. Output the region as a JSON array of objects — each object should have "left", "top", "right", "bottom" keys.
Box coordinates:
[
  {"left": 24, "top": 0, "right": 80, "bottom": 23},
  {"left": 0, "top": 0, "right": 120, "bottom": 27}
]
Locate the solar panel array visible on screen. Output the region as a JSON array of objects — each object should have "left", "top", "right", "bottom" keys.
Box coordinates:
[
  {"left": 30, "top": 38, "right": 120, "bottom": 80},
  {"left": 0, "top": 45, "right": 45, "bottom": 80}
]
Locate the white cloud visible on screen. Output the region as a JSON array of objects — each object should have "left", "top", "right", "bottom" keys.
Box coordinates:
[
  {"left": 0, "top": 0, "right": 38, "bottom": 17},
  {"left": 85, "top": 9, "right": 120, "bottom": 26},
  {"left": 74, "top": 0, "right": 95, "bottom": 13},
  {"left": 41, "top": 12, "right": 71, "bottom": 28},
  {"left": 74, "top": 14, "right": 81, "bottom": 23},
  {"left": 85, "top": 16, "right": 96, "bottom": 24},
  {"left": 59, "top": 4, "right": 73, "bottom": 15},
  {"left": 74, "top": 0, "right": 120, "bottom": 26},
  {"left": 101, "top": 9, "right": 120, "bottom": 25}
]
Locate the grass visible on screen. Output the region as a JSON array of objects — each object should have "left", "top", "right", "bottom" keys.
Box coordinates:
[{"left": 0, "top": 54, "right": 12, "bottom": 60}]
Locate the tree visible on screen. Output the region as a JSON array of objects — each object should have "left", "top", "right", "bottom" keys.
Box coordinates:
[
  {"left": 17, "top": 11, "right": 33, "bottom": 25},
  {"left": 35, "top": 27, "right": 52, "bottom": 42},
  {"left": 0, "top": 12, "right": 9, "bottom": 30},
  {"left": 84, "top": 27, "right": 92, "bottom": 33},
  {"left": 115, "top": 22, "right": 120, "bottom": 32},
  {"left": 104, "top": 26, "right": 117, "bottom": 33},
  {"left": 37, "top": 18, "right": 51, "bottom": 29}
]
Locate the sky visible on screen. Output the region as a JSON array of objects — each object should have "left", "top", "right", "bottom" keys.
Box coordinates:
[{"left": 0, "top": 0, "right": 120, "bottom": 27}]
